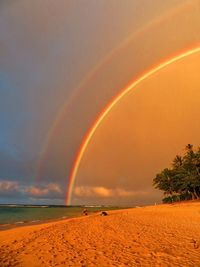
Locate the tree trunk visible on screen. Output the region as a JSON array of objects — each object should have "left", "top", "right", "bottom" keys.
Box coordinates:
[
  {"left": 190, "top": 191, "right": 196, "bottom": 200},
  {"left": 195, "top": 166, "right": 200, "bottom": 176},
  {"left": 196, "top": 187, "right": 200, "bottom": 198},
  {"left": 194, "top": 188, "right": 199, "bottom": 199}
]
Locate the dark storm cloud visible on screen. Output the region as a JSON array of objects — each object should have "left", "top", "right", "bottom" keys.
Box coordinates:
[{"left": 0, "top": 149, "right": 36, "bottom": 181}]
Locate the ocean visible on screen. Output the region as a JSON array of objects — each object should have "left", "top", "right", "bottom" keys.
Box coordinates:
[{"left": 0, "top": 205, "right": 121, "bottom": 229}]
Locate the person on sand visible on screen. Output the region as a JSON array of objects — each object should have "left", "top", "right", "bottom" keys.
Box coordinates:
[
  {"left": 83, "top": 209, "right": 88, "bottom": 216},
  {"left": 101, "top": 211, "right": 108, "bottom": 216}
]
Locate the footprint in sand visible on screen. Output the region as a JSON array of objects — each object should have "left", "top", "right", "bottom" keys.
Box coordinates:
[{"left": 191, "top": 239, "right": 199, "bottom": 249}]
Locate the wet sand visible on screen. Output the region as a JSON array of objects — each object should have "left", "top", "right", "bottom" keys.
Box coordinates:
[{"left": 0, "top": 202, "right": 200, "bottom": 266}]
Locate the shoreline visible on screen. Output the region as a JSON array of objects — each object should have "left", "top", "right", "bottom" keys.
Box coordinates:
[
  {"left": 0, "top": 200, "right": 199, "bottom": 232},
  {"left": 0, "top": 207, "right": 128, "bottom": 232},
  {"left": 1, "top": 199, "right": 199, "bottom": 232},
  {"left": 0, "top": 214, "right": 82, "bottom": 232},
  {"left": 0, "top": 207, "right": 133, "bottom": 232}
]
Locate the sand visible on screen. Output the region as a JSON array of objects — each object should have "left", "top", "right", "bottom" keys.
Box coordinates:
[{"left": 0, "top": 202, "right": 200, "bottom": 267}]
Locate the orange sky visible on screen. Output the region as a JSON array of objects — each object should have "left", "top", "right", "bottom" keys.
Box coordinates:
[
  {"left": 72, "top": 52, "right": 200, "bottom": 205},
  {"left": 1, "top": 0, "right": 200, "bottom": 205}
]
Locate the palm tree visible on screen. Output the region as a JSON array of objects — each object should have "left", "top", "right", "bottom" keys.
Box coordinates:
[
  {"left": 183, "top": 145, "right": 200, "bottom": 199},
  {"left": 153, "top": 144, "right": 200, "bottom": 202},
  {"left": 172, "top": 155, "right": 183, "bottom": 169},
  {"left": 185, "top": 144, "right": 193, "bottom": 152},
  {"left": 153, "top": 168, "right": 175, "bottom": 196}
]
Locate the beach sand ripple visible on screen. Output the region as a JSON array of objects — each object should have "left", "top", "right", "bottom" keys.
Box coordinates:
[{"left": 0, "top": 202, "right": 200, "bottom": 266}]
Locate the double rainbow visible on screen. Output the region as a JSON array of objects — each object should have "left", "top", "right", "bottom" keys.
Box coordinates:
[{"left": 66, "top": 46, "right": 200, "bottom": 205}]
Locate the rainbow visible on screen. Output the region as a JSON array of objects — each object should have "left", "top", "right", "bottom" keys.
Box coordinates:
[
  {"left": 66, "top": 46, "right": 200, "bottom": 205},
  {"left": 35, "top": 0, "right": 195, "bottom": 181}
]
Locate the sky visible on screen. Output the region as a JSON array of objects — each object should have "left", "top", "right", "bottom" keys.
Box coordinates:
[{"left": 0, "top": 0, "right": 200, "bottom": 205}]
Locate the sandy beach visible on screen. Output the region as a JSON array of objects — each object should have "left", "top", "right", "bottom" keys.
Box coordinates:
[{"left": 0, "top": 202, "right": 200, "bottom": 267}]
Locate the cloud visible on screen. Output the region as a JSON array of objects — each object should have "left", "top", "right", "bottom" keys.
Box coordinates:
[
  {"left": 0, "top": 181, "right": 19, "bottom": 194},
  {"left": 74, "top": 186, "right": 149, "bottom": 198},
  {"left": 0, "top": 180, "right": 63, "bottom": 201},
  {"left": 0, "top": 180, "right": 21, "bottom": 198},
  {"left": 25, "top": 183, "right": 63, "bottom": 198}
]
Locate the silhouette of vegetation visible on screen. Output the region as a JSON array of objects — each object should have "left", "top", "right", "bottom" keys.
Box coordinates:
[{"left": 153, "top": 144, "right": 200, "bottom": 203}]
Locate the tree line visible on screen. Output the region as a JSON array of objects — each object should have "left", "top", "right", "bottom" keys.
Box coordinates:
[{"left": 153, "top": 144, "right": 200, "bottom": 203}]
